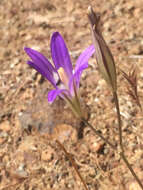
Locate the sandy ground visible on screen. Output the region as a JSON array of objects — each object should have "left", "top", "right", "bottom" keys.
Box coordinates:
[{"left": 0, "top": 0, "right": 143, "bottom": 189}]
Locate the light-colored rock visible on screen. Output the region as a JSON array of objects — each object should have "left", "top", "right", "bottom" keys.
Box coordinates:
[
  {"left": 0, "top": 121, "right": 11, "bottom": 132},
  {"left": 41, "top": 146, "right": 54, "bottom": 161},
  {"left": 0, "top": 137, "right": 6, "bottom": 144},
  {"left": 51, "top": 124, "right": 77, "bottom": 143},
  {"left": 128, "top": 181, "right": 141, "bottom": 190}
]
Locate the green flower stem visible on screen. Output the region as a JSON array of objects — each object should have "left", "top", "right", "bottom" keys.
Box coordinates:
[
  {"left": 82, "top": 118, "right": 143, "bottom": 189},
  {"left": 81, "top": 118, "right": 116, "bottom": 150},
  {"left": 113, "top": 91, "right": 124, "bottom": 152},
  {"left": 113, "top": 91, "right": 143, "bottom": 189},
  {"left": 81, "top": 118, "right": 143, "bottom": 189}
]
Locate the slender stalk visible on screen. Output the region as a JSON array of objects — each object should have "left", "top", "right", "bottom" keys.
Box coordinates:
[
  {"left": 113, "top": 91, "right": 124, "bottom": 152},
  {"left": 81, "top": 118, "right": 116, "bottom": 150},
  {"left": 87, "top": 5, "right": 143, "bottom": 188},
  {"left": 56, "top": 140, "right": 89, "bottom": 190},
  {"left": 113, "top": 91, "right": 143, "bottom": 189},
  {"left": 120, "top": 152, "right": 143, "bottom": 189},
  {"left": 82, "top": 118, "right": 143, "bottom": 189}
]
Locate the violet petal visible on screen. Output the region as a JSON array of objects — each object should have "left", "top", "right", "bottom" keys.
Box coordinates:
[
  {"left": 24, "top": 47, "right": 57, "bottom": 87},
  {"left": 48, "top": 88, "right": 68, "bottom": 103},
  {"left": 68, "top": 64, "right": 86, "bottom": 95},
  {"left": 51, "top": 32, "right": 72, "bottom": 77},
  {"left": 69, "top": 45, "right": 95, "bottom": 92},
  {"left": 75, "top": 45, "right": 95, "bottom": 72}
]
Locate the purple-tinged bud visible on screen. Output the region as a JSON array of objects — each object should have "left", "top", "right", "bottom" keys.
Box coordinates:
[{"left": 88, "top": 6, "right": 117, "bottom": 92}]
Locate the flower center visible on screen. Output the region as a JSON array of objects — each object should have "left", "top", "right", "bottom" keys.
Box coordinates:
[{"left": 58, "top": 67, "right": 69, "bottom": 88}]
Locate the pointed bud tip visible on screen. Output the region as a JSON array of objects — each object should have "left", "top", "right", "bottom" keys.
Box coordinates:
[
  {"left": 87, "top": 6, "right": 95, "bottom": 18},
  {"left": 87, "top": 6, "right": 92, "bottom": 14}
]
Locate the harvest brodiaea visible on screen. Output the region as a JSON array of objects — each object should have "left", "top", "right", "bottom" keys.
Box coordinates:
[{"left": 24, "top": 32, "right": 94, "bottom": 117}]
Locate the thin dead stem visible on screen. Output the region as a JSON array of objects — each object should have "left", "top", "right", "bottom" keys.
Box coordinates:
[
  {"left": 56, "top": 140, "right": 89, "bottom": 190},
  {"left": 120, "top": 67, "right": 142, "bottom": 111}
]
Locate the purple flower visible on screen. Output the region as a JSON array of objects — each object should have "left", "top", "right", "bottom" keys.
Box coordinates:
[{"left": 24, "top": 32, "right": 94, "bottom": 116}]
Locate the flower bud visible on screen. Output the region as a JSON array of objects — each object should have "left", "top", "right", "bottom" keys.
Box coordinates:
[{"left": 88, "top": 6, "right": 117, "bottom": 92}]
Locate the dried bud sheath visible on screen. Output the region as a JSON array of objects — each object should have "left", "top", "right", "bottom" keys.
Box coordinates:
[{"left": 88, "top": 6, "right": 117, "bottom": 92}]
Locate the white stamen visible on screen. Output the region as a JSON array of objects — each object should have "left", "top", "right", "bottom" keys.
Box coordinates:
[
  {"left": 58, "top": 67, "right": 69, "bottom": 87},
  {"left": 53, "top": 72, "right": 59, "bottom": 84}
]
